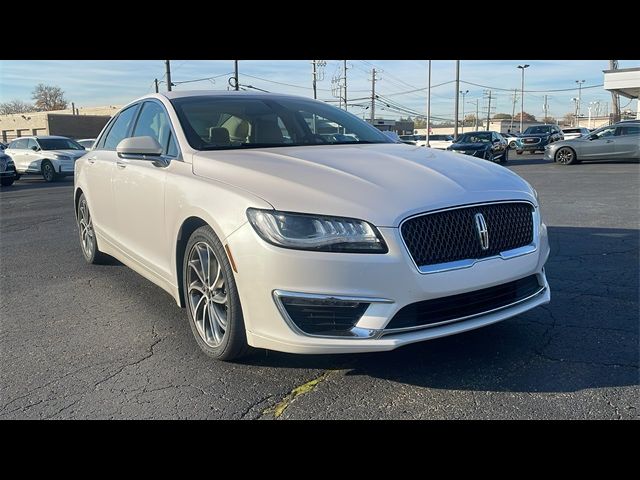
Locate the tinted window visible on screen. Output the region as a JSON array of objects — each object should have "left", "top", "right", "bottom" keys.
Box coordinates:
[
  {"left": 103, "top": 105, "right": 138, "bottom": 150},
  {"left": 524, "top": 126, "right": 552, "bottom": 134},
  {"left": 171, "top": 95, "right": 391, "bottom": 151},
  {"left": 592, "top": 126, "right": 616, "bottom": 139},
  {"left": 132, "top": 101, "right": 173, "bottom": 153},
  {"left": 11, "top": 138, "right": 28, "bottom": 149},
  {"left": 617, "top": 125, "right": 640, "bottom": 136},
  {"left": 457, "top": 132, "right": 492, "bottom": 143},
  {"left": 38, "top": 138, "right": 83, "bottom": 150}
]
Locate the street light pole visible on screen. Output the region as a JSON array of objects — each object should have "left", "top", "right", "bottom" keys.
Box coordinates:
[
  {"left": 517, "top": 64, "right": 529, "bottom": 133},
  {"left": 454, "top": 60, "right": 460, "bottom": 139},
  {"left": 426, "top": 60, "right": 431, "bottom": 148},
  {"left": 459, "top": 90, "right": 468, "bottom": 133},
  {"left": 575, "top": 79, "right": 585, "bottom": 123}
]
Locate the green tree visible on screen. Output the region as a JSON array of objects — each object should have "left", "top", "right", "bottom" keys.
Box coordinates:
[
  {"left": 0, "top": 99, "right": 34, "bottom": 115},
  {"left": 493, "top": 113, "right": 512, "bottom": 119},
  {"left": 32, "top": 84, "right": 68, "bottom": 111}
]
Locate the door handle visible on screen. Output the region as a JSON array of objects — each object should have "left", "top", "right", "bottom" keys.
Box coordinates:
[
  {"left": 87, "top": 156, "right": 97, "bottom": 164},
  {"left": 116, "top": 160, "right": 127, "bottom": 169}
]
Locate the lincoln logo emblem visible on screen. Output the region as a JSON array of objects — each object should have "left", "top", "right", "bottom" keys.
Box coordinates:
[{"left": 474, "top": 213, "right": 489, "bottom": 250}]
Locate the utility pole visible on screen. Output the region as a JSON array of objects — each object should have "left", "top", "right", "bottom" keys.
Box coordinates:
[
  {"left": 459, "top": 90, "right": 469, "bottom": 133},
  {"left": 165, "top": 60, "right": 172, "bottom": 92},
  {"left": 312, "top": 60, "right": 318, "bottom": 99},
  {"left": 510, "top": 89, "right": 517, "bottom": 132},
  {"left": 426, "top": 60, "right": 431, "bottom": 147},
  {"left": 517, "top": 64, "right": 529, "bottom": 133},
  {"left": 609, "top": 60, "right": 620, "bottom": 123},
  {"left": 486, "top": 90, "right": 492, "bottom": 131},
  {"left": 475, "top": 99, "right": 479, "bottom": 129},
  {"left": 370, "top": 68, "right": 378, "bottom": 124},
  {"left": 154, "top": 78, "right": 159, "bottom": 93},
  {"left": 543, "top": 94, "right": 548, "bottom": 123},
  {"left": 572, "top": 98, "right": 579, "bottom": 126},
  {"left": 343, "top": 60, "right": 348, "bottom": 111},
  {"left": 454, "top": 60, "right": 460, "bottom": 138},
  {"left": 575, "top": 79, "right": 585, "bottom": 121},
  {"left": 234, "top": 60, "right": 239, "bottom": 91}
]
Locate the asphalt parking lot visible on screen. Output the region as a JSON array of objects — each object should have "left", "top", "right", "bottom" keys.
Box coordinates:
[{"left": 1, "top": 154, "right": 638, "bottom": 419}]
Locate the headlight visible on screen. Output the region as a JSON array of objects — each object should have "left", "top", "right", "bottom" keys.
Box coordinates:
[
  {"left": 54, "top": 154, "right": 71, "bottom": 161},
  {"left": 246, "top": 208, "right": 388, "bottom": 253}
]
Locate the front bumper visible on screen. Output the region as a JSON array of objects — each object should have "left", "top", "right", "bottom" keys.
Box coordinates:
[
  {"left": 517, "top": 139, "right": 547, "bottom": 151},
  {"left": 227, "top": 214, "right": 551, "bottom": 354}
]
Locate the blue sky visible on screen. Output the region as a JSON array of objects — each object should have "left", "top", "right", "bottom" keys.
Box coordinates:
[{"left": 1, "top": 60, "right": 637, "bottom": 122}]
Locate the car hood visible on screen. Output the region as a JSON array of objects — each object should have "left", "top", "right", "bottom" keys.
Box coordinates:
[
  {"left": 44, "top": 149, "right": 86, "bottom": 158},
  {"left": 449, "top": 142, "right": 489, "bottom": 150},
  {"left": 192, "top": 144, "right": 535, "bottom": 227}
]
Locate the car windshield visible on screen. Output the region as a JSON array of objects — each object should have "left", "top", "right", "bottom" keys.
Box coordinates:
[
  {"left": 38, "top": 138, "right": 84, "bottom": 150},
  {"left": 456, "top": 132, "right": 492, "bottom": 143},
  {"left": 170, "top": 95, "right": 393, "bottom": 151},
  {"left": 524, "top": 126, "right": 551, "bottom": 134},
  {"left": 563, "top": 129, "right": 581, "bottom": 133}
]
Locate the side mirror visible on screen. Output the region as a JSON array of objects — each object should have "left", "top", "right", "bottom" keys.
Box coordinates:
[
  {"left": 31, "top": 145, "right": 39, "bottom": 151},
  {"left": 116, "top": 136, "right": 163, "bottom": 158}
]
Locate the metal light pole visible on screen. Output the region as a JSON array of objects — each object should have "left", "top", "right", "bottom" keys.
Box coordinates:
[
  {"left": 575, "top": 79, "right": 585, "bottom": 121},
  {"left": 459, "top": 90, "right": 469, "bottom": 133},
  {"left": 426, "top": 60, "right": 431, "bottom": 148},
  {"left": 454, "top": 61, "right": 460, "bottom": 139},
  {"left": 517, "top": 64, "right": 529, "bottom": 133}
]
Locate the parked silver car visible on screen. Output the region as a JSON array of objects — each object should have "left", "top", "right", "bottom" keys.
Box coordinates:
[
  {"left": 0, "top": 151, "right": 18, "bottom": 186},
  {"left": 545, "top": 121, "right": 640, "bottom": 165},
  {"left": 4, "top": 136, "right": 87, "bottom": 182}
]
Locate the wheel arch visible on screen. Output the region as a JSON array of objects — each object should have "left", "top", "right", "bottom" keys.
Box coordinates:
[
  {"left": 175, "top": 216, "right": 210, "bottom": 308},
  {"left": 74, "top": 187, "right": 84, "bottom": 218}
]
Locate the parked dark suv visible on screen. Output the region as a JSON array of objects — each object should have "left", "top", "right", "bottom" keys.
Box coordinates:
[
  {"left": 446, "top": 131, "right": 508, "bottom": 163},
  {"left": 515, "top": 124, "right": 563, "bottom": 154}
]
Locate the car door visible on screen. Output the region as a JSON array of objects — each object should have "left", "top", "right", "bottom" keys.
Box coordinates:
[
  {"left": 84, "top": 104, "right": 140, "bottom": 243},
  {"left": 614, "top": 125, "right": 640, "bottom": 159},
  {"left": 26, "top": 138, "right": 44, "bottom": 172},
  {"left": 491, "top": 133, "right": 504, "bottom": 156},
  {"left": 6, "top": 138, "right": 29, "bottom": 172},
  {"left": 582, "top": 125, "right": 616, "bottom": 159},
  {"left": 112, "top": 99, "right": 178, "bottom": 280}
]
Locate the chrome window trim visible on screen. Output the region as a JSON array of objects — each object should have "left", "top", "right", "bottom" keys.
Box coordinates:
[
  {"left": 272, "top": 290, "right": 392, "bottom": 340},
  {"left": 399, "top": 200, "right": 538, "bottom": 275},
  {"left": 381, "top": 284, "right": 546, "bottom": 336}
]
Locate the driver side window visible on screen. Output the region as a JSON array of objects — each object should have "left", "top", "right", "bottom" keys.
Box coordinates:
[{"left": 593, "top": 127, "right": 615, "bottom": 139}]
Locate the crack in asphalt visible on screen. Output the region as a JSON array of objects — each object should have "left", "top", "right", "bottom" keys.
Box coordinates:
[
  {"left": 240, "top": 394, "right": 274, "bottom": 420},
  {"left": 93, "top": 326, "right": 164, "bottom": 391}
]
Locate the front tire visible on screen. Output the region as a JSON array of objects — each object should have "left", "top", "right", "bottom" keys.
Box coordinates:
[
  {"left": 485, "top": 150, "right": 494, "bottom": 162},
  {"left": 183, "top": 225, "right": 248, "bottom": 361},
  {"left": 516, "top": 150, "right": 523, "bottom": 155},
  {"left": 77, "top": 193, "right": 108, "bottom": 264},
  {"left": 500, "top": 148, "right": 508, "bottom": 164},
  {"left": 555, "top": 147, "right": 577, "bottom": 165},
  {"left": 41, "top": 160, "right": 57, "bottom": 182},
  {"left": 1, "top": 177, "right": 15, "bottom": 186}
]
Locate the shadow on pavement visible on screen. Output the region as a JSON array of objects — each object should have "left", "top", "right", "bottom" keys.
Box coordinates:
[
  {"left": 0, "top": 177, "right": 73, "bottom": 192},
  {"left": 239, "top": 226, "right": 639, "bottom": 393}
]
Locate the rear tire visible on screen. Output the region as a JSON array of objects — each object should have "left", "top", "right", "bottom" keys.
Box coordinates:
[
  {"left": 183, "top": 225, "right": 249, "bottom": 361},
  {"left": 516, "top": 150, "right": 523, "bottom": 155}
]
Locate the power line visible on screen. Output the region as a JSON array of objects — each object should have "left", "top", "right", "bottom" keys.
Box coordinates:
[{"left": 460, "top": 80, "right": 604, "bottom": 93}]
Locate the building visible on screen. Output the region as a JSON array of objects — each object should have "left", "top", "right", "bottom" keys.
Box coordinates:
[
  {"left": 0, "top": 105, "right": 121, "bottom": 143},
  {"left": 603, "top": 66, "right": 640, "bottom": 120}
]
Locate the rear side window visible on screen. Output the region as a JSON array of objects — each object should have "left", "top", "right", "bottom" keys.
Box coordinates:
[
  {"left": 102, "top": 105, "right": 139, "bottom": 151},
  {"left": 617, "top": 125, "right": 640, "bottom": 136}
]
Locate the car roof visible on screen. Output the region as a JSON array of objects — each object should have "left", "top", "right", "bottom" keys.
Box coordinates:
[
  {"left": 12, "top": 135, "right": 72, "bottom": 141},
  {"left": 157, "top": 90, "right": 311, "bottom": 101}
]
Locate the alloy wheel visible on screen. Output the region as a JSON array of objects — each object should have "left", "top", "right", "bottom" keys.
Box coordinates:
[
  {"left": 556, "top": 147, "right": 574, "bottom": 165},
  {"left": 43, "top": 162, "right": 54, "bottom": 182},
  {"left": 187, "top": 241, "right": 229, "bottom": 348},
  {"left": 78, "top": 198, "right": 95, "bottom": 258}
]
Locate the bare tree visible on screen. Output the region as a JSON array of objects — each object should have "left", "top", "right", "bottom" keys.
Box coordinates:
[
  {"left": 0, "top": 99, "right": 35, "bottom": 115},
  {"left": 542, "top": 116, "right": 556, "bottom": 124},
  {"left": 32, "top": 84, "right": 68, "bottom": 111},
  {"left": 513, "top": 111, "right": 536, "bottom": 122}
]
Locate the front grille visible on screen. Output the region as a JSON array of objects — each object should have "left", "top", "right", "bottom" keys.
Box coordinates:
[
  {"left": 401, "top": 202, "right": 534, "bottom": 268},
  {"left": 385, "top": 275, "right": 542, "bottom": 331},
  {"left": 523, "top": 138, "right": 540, "bottom": 144}
]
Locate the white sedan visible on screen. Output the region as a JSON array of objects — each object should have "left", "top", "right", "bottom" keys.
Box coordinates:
[{"left": 75, "top": 91, "right": 550, "bottom": 360}]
